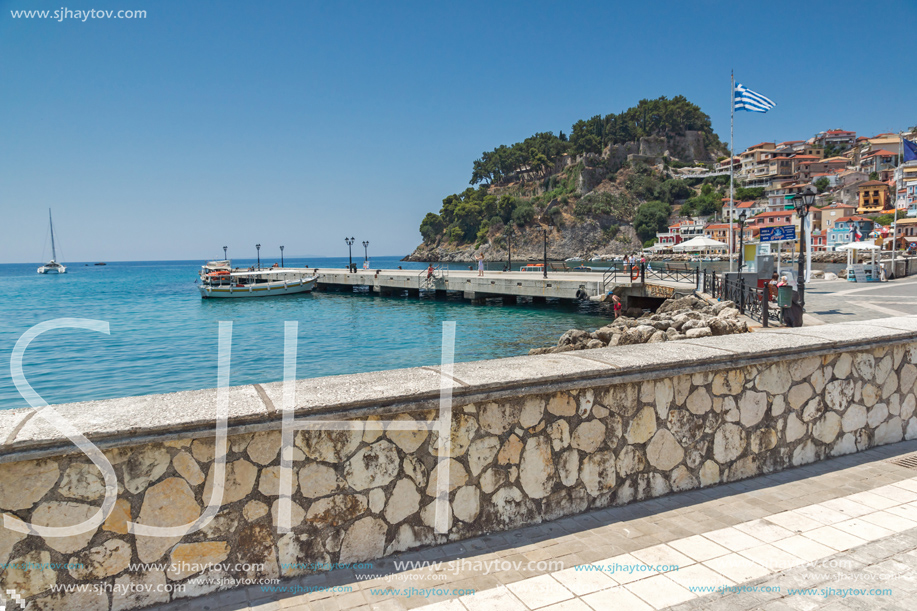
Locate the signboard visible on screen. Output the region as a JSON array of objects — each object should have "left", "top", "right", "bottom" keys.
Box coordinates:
[
  {"left": 760, "top": 226, "right": 797, "bottom": 242},
  {"left": 757, "top": 243, "right": 771, "bottom": 255},
  {"left": 850, "top": 264, "right": 868, "bottom": 283}
]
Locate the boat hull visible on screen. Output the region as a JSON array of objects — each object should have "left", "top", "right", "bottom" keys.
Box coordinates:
[
  {"left": 38, "top": 265, "right": 66, "bottom": 274},
  {"left": 199, "top": 277, "right": 317, "bottom": 298}
]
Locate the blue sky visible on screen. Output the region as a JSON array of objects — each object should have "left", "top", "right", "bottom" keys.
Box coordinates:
[{"left": 2, "top": 0, "right": 915, "bottom": 263}]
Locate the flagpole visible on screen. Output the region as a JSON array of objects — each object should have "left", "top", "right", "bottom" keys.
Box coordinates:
[{"left": 729, "top": 71, "right": 735, "bottom": 272}]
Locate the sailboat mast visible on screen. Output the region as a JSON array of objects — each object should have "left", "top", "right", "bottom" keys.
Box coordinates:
[{"left": 49, "top": 209, "right": 57, "bottom": 261}]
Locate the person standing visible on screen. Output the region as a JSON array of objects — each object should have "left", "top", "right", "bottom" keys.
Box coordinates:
[{"left": 476, "top": 252, "right": 485, "bottom": 276}]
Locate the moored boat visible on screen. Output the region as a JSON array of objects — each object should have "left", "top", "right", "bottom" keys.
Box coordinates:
[{"left": 198, "top": 261, "right": 318, "bottom": 298}]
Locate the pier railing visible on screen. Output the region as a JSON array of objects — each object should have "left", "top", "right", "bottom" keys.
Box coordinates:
[{"left": 700, "top": 269, "right": 780, "bottom": 327}]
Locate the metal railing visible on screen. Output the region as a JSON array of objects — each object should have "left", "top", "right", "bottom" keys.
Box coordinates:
[
  {"left": 418, "top": 264, "right": 448, "bottom": 288},
  {"left": 699, "top": 269, "right": 781, "bottom": 327}
]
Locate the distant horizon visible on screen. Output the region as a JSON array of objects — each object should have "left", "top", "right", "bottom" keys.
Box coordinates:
[{"left": 0, "top": 254, "right": 414, "bottom": 266}]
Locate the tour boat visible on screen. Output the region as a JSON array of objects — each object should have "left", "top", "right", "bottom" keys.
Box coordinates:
[
  {"left": 198, "top": 261, "right": 318, "bottom": 298},
  {"left": 37, "top": 209, "right": 66, "bottom": 274},
  {"left": 520, "top": 263, "right": 545, "bottom": 272}
]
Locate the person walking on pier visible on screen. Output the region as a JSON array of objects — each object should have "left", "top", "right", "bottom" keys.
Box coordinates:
[{"left": 476, "top": 252, "right": 485, "bottom": 276}]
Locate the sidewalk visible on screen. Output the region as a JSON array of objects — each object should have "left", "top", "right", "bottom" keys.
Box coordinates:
[{"left": 148, "top": 440, "right": 917, "bottom": 611}]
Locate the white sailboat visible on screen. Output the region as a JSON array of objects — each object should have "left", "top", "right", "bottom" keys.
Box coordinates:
[{"left": 38, "top": 209, "right": 67, "bottom": 274}]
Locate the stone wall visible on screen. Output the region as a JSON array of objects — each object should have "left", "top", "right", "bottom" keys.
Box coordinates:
[{"left": 2, "top": 318, "right": 917, "bottom": 610}]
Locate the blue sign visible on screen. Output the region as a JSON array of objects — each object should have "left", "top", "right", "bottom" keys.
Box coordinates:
[{"left": 760, "top": 226, "right": 796, "bottom": 242}]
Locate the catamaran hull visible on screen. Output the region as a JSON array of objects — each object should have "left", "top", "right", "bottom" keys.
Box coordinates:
[
  {"left": 199, "top": 277, "right": 318, "bottom": 298},
  {"left": 38, "top": 266, "right": 66, "bottom": 274}
]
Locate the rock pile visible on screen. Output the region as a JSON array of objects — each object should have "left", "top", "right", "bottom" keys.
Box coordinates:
[{"left": 530, "top": 295, "right": 749, "bottom": 354}]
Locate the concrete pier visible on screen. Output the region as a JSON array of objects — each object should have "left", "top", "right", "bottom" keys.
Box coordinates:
[{"left": 307, "top": 267, "right": 696, "bottom": 302}]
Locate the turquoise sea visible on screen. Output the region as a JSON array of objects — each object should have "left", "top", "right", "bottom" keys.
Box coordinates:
[{"left": 0, "top": 257, "right": 612, "bottom": 410}]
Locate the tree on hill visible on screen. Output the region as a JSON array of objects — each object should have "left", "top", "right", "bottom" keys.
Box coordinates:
[
  {"left": 633, "top": 201, "right": 672, "bottom": 242},
  {"left": 814, "top": 177, "right": 830, "bottom": 193}
]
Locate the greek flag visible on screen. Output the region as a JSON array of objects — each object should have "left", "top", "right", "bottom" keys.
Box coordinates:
[{"left": 734, "top": 83, "right": 776, "bottom": 113}]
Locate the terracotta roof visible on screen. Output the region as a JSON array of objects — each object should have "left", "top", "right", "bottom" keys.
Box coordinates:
[
  {"left": 821, "top": 156, "right": 850, "bottom": 163},
  {"left": 834, "top": 216, "right": 871, "bottom": 223},
  {"left": 823, "top": 203, "right": 856, "bottom": 209},
  {"left": 826, "top": 130, "right": 856, "bottom": 135},
  {"left": 754, "top": 211, "right": 794, "bottom": 218},
  {"left": 704, "top": 223, "right": 740, "bottom": 230},
  {"left": 748, "top": 142, "right": 775, "bottom": 150},
  {"left": 792, "top": 155, "right": 820, "bottom": 160},
  {"left": 779, "top": 141, "right": 804, "bottom": 145},
  {"left": 863, "top": 149, "right": 897, "bottom": 158},
  {"left": 858, "top": 180, "right": 888, "bottom": 187}
]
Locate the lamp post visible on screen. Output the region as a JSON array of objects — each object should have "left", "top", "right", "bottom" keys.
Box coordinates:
[
  {"left": 223, "top": 246, "right": 228, "bottom": 260},
  {"left": 280, "top": 245, "right": 284, "bottom": 268},
  {"left": 542, "top": 218, "right": 553, "bottom": 279},
  {"left": 737, "top": 210, "right": 748, "bottom": 272},
  {"left": 256, "top": 244, "right": 261, "bottom": 270},
  {"left": 362, "top": 240, "right": 369, "bottom": 263},
  {"left": 791, "top": 186, "right": 817, "bottom": 317},
  {"left": 345, "top": 237, "right": 355, "bottom": 272},
  {"left": 506, "top": 226, "right": 513, "bottom": 271}
]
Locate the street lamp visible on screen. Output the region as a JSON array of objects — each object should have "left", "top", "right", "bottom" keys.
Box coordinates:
[
  {"left": 362, "top": 240, "right": 369, "bottom": 263},
  {"left": 256, "top": 244, "right": 261, "bottom": 270},
  {"left": 542, "top": 217, "right": 553, "bottom": 279},
  {"left": 280, "top": 245, "right": 284, "bottom": 268},
  {"left": 790, "top": 186, "right": 817, "bottom": 318},
  {"left": 737, "top": 211, "right": 748, "bottom": 271},
  {"left": 223, "top": 246, "right": 228, "bottom": 260},
  {"left": 345, "top": 237, "right": 355, "bottom": 272}
]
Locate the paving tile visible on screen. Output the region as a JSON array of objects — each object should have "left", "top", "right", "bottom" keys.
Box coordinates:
[
  {"left": 541, "top": 600, "right": 592, "bottom": 611},
  {"left": 458, "top": 585, "right": 527, "bottom": 611},
  {"left": 831, "top": 518, "right": 896, "bottom": 542},
  {"left": 591, "top": 554, "right": 657, "bottom": 585},
  {"left": 667, "top": 535, "right": 732, "bottom": 562},
  {"left": 624, "top": 574, "right": 696, "bottom": 609},
  {"left": 890, "top": 478, "right": 917, "bottom": 493},
  {"left": 550, "top": 565, "right": 617, "bottom": 595},
  {"left": 763, "top": 511, "right": 824, "bottom": 533},
  {"left": 732, "top": 519, "right": 795, "bottom": 543},
  {"left": 818, "top": 497, "right": 877, "bottom": 519},
  {"left": 702, "top": 552, "right": 770, "bottom": 583},
  {"left": 871, "top": 484, "right": 917, "bottom": 504},
  {"left": 419, "top": 601, "right": 465, "bottom": 611},
  {"left": 802, "top": 525, "right": 868, "bottom": 552},
  {"left": 885, "top": 503, "right": 917, "bottom": 522},
  {"left": 770, "top": 535, "right": 836, "bottom": 562},
  {"left": 846, "top": 491, "right": 900, "bottom": 511},
  {"left": 791, "top": 504, "right": 850, "bottom": 526},
  {"left": 738, "top": 543, "right": 807, "bottom": 572},
  {"left": 505, "top": 575, "right": 573, "bottom": 609},
  {"left": 580, "top": 586, "right": 654, "bottom": 611},
  {"left": 629, "top": 544, "right": 695, "bottom": 570},
  {"left": 664, "top": 563, "right": 734, "bottom": 591},
  {"left": 859, "top": 510, "right": 917, "bottom": 533},
  {"left": 701, "top": 527, "right": 764, "bottom": 552}
]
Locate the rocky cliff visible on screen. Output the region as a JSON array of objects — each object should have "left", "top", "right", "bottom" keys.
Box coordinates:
[{"left": 404, "top": 219, "right": 643, "bottom": 262}]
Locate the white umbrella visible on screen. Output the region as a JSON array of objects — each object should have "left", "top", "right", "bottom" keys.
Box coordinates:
[{"left": 673, "top": 236, "right": 728, "bottom": 252}]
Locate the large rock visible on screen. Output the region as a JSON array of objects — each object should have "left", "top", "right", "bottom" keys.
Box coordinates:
[
  {"left": 203, "top": 459, "right": 258, "bottom": 505},
  {"left": 0, "top": 550, "right": 57, "bottom": 597},
  {"left": 299, "top": 463, "right": 345, "bottom": 498},
  {"left": 31, "top": 501, "right": 99, "bottom": 554},
  {"left": 713, "top": 424, "right": 746, "bottom": 464},
  {"left": 59, "top": 463, "right": 105, "bottom": 501},
  {"left": 571, "top": 420, "right": 605, "bottom": 452},
  {"left": 625, "top": 406, "right": 657, "bottom": 444},
  {"left": 306, "top": 494, "right": 367, "bottom": 528},
  {"left": 123, "top": 445, "right": 171, "bottom": 494},
  {"left": 580, "top": 451, "right": 616, "bottom": 496},
  {"left": 296, "top": 429, "right": 362, "bottom": 462},
  {"left": 339, "top": 517, "right": 386, "bottom": 564},
  {"left": 0, "top": 459, "right": 59, "bottom": 510},
  {"left": 345, "top": 441, "right": 400, "bottom": 491},
  {"left": 246, "top": 431, "right": 282, "bottom": 465},
  {"left": 452, "top": 486, "right": 481, "bottom": 523},
  {"left": 519, "top": 437, "right": 555, "bottom": 499},
  {"left": 739, "top": 391, "right": 768, "bottom": 427},
  {"left": 468, "top": 436, "right": 501, "bottom": 476},
  {"left": 384, "top": 479, "right": 421, "bottom": 524},
  {"left": 136, "top": 477, "right": 201, "bottom": 563},
  {"left": 112, "top": 571, "right": 169, "bottom": 611},
  {"left": 69, "top": 539, "right": 132, "bottom": 580},
  {"left": 646, "top": 430, "right": 684, "bottom": 471}
]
